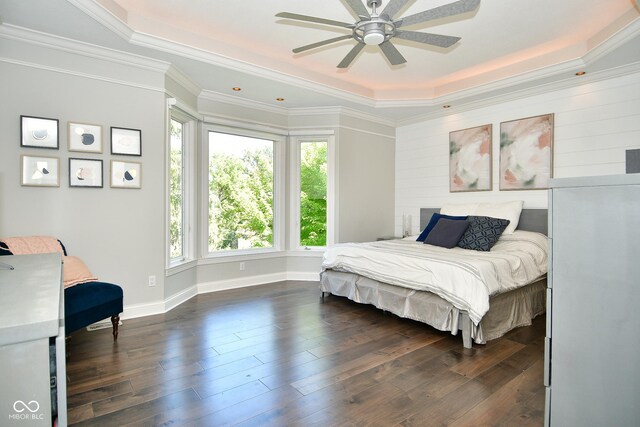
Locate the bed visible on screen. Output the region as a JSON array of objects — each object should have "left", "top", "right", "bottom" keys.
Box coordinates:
[{"left": 320, "top": 208, "right": 548, "bottom": 348}]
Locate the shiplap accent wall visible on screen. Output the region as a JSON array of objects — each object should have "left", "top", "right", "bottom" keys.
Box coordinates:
[{"left": 395, "top": 71, "right": 640, "bottom": 236}]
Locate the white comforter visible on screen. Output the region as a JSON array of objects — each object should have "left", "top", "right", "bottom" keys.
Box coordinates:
[{"left": 321, "top": 230, "right": 548, "bottom": 325}]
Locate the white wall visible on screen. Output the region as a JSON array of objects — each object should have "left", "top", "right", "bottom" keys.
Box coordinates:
[
  {"left": 0, "top": 32, "right": 397, "bottom": 319},
  {"left": 338, "top": 127, "right": 395, "bottom": 242},
  {"left": 395, "top": 71, "right": 640, "bottom": 236},
  {"left": 0, "top": 60, "right": 167, "bottom": 309}
]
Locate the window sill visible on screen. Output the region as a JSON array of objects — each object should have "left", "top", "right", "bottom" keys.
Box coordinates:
[
  {"left": 198, "top": 249, "right": 287, "bottom": 265},
  {"left": 286, "top": 249, "right": 325, "bottom": 257},
  {"left": 166, "top": 259, "right": 197, "bottom": 276}
]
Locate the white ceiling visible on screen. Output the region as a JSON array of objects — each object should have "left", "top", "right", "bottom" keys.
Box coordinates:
[{"left": 1, "top": 0, "right": 640, "bottom": 122}]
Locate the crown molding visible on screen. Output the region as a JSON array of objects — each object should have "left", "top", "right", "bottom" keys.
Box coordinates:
[
  {"left": 0, "top": 23, "right": 170, "bottom": 73},
  {"left": 199, "top": 91, "right": 397, "bottom": 128},
  {"left": 0, "top": 56, "right": 166, "bottom": 94},
  {"left": 166, "top": 65, "right": 201, "bottom": 97},
  {"left": 288, "top": 106, "right": 396, "bottom": 128},
  {"left": 53, "top": 0, "right": 640, "bottom": 115},
  {"left": 201, "top": 113, "right": 289, "bottom": 136},
  {"left": 397, "top": 61, "right": 640, "bottom": 126},
  {"left": 583, "top": 15, "right": 640, "bottom": 65},
  {"left": 199, "top": 90, "right": 288, "bottom": 116},
  {"left": 67, "top": 0, "right": 134, "bottom": 41}
]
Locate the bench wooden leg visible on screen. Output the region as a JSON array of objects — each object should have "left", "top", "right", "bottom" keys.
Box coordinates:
[{"left": 111, "top": 315, "right": 120, "bottom": 341}]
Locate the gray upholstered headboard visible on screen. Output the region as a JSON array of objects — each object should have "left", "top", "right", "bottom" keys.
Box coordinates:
[{"left": 419, "top": 208, "right": 548, "bottom": 235}]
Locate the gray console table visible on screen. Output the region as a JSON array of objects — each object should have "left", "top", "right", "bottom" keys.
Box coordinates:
[{"left": 0, "top": 253, "right": 67, "bottom": 426}]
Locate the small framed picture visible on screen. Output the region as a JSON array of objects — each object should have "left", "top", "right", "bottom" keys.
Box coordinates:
[
  {"left": 111, "top": 127, "right": 142, "bottom": 156},
  {"left": 69, "top": 158, "right": 103, "bottom": 188},
  {"left": 111, "top": 160, "right": 141, "bottom": 189},
  {"left": 21, "top": 115, "right": 59, "bottom": 149},
  {"left": 68, "top": 122, "right": 102, "bottom": 153},
  {"left": 21, "top": 155, "right": 60, "bottom": 187}
]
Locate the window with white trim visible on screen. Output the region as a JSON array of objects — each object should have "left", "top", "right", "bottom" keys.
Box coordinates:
[
  {"left": 168, "top": 109, "right": 195, "bottom": 266},
  {"left": 290, "top": 135, "right": 335, "bottom": 249},
  {"left": 205, "top": 127, "right": 283, "bottom": 255}
]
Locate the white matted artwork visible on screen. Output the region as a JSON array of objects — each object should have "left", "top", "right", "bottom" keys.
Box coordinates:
[
  {"left": 68, "top": 122, "right": 102, "bottom": 153},
  {"left": 111, "top": 127, "right": 142, "bottom": 156},
  {"left": 21, "top": 155, "right": 60, "bottom": 187},
  {"left": 21, "top": 115, "right": 59, "bottom": 149},
  {"left": 111, "top": 160, "right": 141, "bottom": 189},
  {"left": 69, "top": 158, "right": 103, "bottom": 188},
  {"left": 449, "top": 124, "right": 492, "bottom": 192}
]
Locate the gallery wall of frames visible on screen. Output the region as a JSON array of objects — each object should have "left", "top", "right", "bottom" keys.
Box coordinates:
[{"left": 19, "top": 115, "right": 143, "bottom": 189}]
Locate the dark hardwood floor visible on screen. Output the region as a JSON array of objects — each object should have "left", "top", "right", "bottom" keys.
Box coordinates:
[{"left": 65, "top": 280, "right": 546, "bottom": 426}]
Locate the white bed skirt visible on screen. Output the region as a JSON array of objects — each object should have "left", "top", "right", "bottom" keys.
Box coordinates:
[{"left": 320, "top": 270, "right": 546, "bottom": 345}]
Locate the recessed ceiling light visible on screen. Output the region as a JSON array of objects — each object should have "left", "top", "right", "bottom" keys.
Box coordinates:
[
  {"left": 443, "top": 105, "right": 451, "bottom": 109},
  {"left": 276, "top": 98, "right": 285, "bottom": 102},
  {"left": 232, "top": 87, "right": 241, "bottom": 91},
  {"left": 575, "top": 71, "right": 586, "bottom": 76}
]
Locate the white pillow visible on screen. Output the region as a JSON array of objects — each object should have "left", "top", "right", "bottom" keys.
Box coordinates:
[
  {"left": 440, "top": 201, "right": 523, "bottom": 234},
  {"left": 440, "top": 203, "right": 479, "bottom": 217},
  {"left": 475, "top": 201, "right": 523, "bottom": 234}
]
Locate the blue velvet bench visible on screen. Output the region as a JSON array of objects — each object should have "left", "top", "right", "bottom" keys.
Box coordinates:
[
  {"left": 64, "top": 281, "right": 123, "bottom": 340},
  {"left": 0, "top": 239, "right": 123, "bottom": 341}
]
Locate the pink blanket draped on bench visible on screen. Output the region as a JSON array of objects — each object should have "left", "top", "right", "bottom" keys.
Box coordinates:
[{"left": 2, "top": 236, "right": 64, "bottom": 255}]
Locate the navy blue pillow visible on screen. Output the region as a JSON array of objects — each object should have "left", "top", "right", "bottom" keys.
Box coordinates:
[
  {"left": 424, "top": 218, "right": 470, "bottom": 249},
  {"left": 457, "top": 216, "right": 510, "bottom": 251},
  {"left": 0, "top": 242, "right": 12, "bottom": 256},
  {"left": 416, "top": 213, "right": 468, "bottom": 242}
]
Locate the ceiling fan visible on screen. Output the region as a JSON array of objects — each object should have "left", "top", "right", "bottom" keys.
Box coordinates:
[{"left": 276, "top": 0, "right": 480, "bottom": 68}]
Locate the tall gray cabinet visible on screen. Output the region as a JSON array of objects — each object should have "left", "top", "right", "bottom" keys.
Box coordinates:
[
  {"left": 545, "top": 174, "right": 640, "bottom": 426},
  {"left": 0, "top": 253, "right": 67, "bottom": 426}
]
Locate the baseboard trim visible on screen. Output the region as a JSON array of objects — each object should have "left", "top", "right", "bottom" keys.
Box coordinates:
[
  {"left": 197, "top": 272, "right": 288, "bottom": 294},
  {"left": 121, "top": 284, "right": 198, "bottom": 320},
  {"left": 165, "top": 285, "right": 199, "bottom": 312},
  {"left": 121, "top": 272, "right": 318, "bottom": 320}
]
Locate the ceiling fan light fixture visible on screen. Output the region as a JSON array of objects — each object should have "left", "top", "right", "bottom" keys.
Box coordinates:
[{"left": 364, "top": 30, "right": 385, "bottom": 45}]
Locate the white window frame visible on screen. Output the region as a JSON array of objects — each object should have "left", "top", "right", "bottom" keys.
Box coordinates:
[
  {"left": 201, "top": 124, "right": 285, "bottom": 258},
  {"left": 289, "top": 131, "right": 336, "bottom": 252},
  {"left": 166, "top": 105, "right": 196, "bottom": 272}
]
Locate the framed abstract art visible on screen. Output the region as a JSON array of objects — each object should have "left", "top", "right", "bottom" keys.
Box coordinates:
[
  {"left": 111, "top": 160, "right": 141, "bottom": 189},
  {"left": 21, "top": 155, "right": 60, "bottom": 187},
  {"left": 68, "top": 122, "right": 102, "bottom": 153},
  {"left": 499, "top": 114, "right": 554, "bottom": 190},
  {"left": 111, "top": 127, "right": 142, "bottom": 156},
  {"left": 69, "top": 158, "right": 103, "bottom": 188},
  {"left": 20, "top": 115, "right": 59, "bottom": 149},
  {"left": 449, "top": 124, "right": 492, "bottom": 192}
]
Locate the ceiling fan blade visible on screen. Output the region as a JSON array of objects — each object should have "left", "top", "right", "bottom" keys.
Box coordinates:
[
  {"left": 398, "top": 0, "right": 480, "bottom": 28},
  {"left": 395, "top": 30, "right": 461, "bottom": 48},
  {"left": 343, "top": 0, "right": 370, "bottom": 18},
  {"left": 276, "top": 12, "right": 353, "bottom": 29},
  {"left": 337, "top": 43, "right": 366, "bottom": 68},
  {"left": 379, "top": 41, "right": 407, "bottom": 65},
  {"left": 380, "top": 0, "right": 410, "bottom": 20},
  {"left": 293, "top": 35, "right": 354, "bottom": 53}
]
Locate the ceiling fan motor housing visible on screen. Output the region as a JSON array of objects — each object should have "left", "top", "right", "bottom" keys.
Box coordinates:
[{"left": 363, "top": 22, "right": 385, "bottom": 45}]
